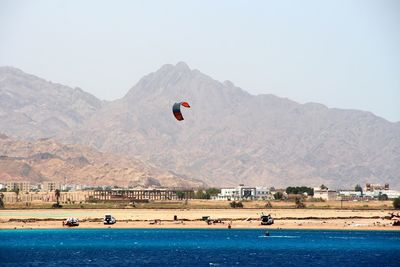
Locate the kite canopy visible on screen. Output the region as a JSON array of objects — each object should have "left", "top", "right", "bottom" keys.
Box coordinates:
[{"left": 172, "top": 102, "right": 190, "bottom": 121}]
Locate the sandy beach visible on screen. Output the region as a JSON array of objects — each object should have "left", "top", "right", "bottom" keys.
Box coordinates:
[{"left": 0, "top": 208, "right": 398, "bottom": 231}]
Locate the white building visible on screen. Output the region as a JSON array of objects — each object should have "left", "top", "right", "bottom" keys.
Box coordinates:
[
  {"left": 361, "top": 183, "right": 400, "bottom": 199},
  {"left": 337, "top": 190, "right": 362, "bottom": 198},
  {"left": 313, "top": 187, "right": 337, "bottom": 201},
  {"left": 364, "top": 190, "right": 400, "bottom": 199},
  {"left": 215, "top": 185, "right": 271, "bottom": 200}
]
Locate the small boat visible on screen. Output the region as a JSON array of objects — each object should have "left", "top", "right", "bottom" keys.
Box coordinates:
[
  {"left": 103, "top": 215, "right": 116, "bottom": 225},
  {"left": 260, "top": 214, "right": 274, "bottom": 225},
  {"left": 64, "top": 217, "right": 79, "bottom": 227}
]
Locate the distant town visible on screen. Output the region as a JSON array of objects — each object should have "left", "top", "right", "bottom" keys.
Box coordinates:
[{"left": 1, "top": 181, "right": 399, "bottom": 206}]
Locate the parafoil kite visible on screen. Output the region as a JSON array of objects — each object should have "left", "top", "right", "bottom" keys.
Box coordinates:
[{"left": 172, "top": 102, "right": 190, "bottom": 121}]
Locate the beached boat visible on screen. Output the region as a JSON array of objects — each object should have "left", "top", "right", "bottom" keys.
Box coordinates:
[
  {"left": 260, "top": 214, "right": 274, "bottom": 225},
  {"left": 103, "top": 215, "right": 116, "bottom": 225},
  {"left": 389, "top": 212, "right": 400, "bottom": 226},
  {"left": 64, "top": 218, "right": 79, "bottom": 227}
]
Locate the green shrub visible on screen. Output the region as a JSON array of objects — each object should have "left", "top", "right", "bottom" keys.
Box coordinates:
[
  {"left": 230, "top": 201, "right": 243, "bottom": 208},
  {"left": 176, "top": 191, "right": 185, "bottom": 200},
  {"left": 393, "top": 197, "right": 400, "bottom": 209},
  {"left": 295, "top": 197, "right": 306, "bottom": 208},
  {"left": 194, "top": 190, "right": 210, "bottom": 199},
  {"left": 206, "top": 188, "right": 221, "bottom": 196},
  {"left": 378, "top": 193, "right": 389, "bottom": 201},
  {"left": 286, "top": 186, "right": 314, "bottom": 196},
  {"left": 273, "top": 192, "right": 283, "bottom": 200}
]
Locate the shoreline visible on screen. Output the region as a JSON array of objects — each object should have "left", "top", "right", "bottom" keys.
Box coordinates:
[
  {"left": 1, "top": 219, "right": 398, "bottom": 231},
  {"left": 1, "top": 208, "right": 399, "bottom": 231}
]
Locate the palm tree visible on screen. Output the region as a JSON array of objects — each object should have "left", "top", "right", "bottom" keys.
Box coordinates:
[
  {"left": 355, "top": 184, "right": 363, "bottom": 197},
  {"left": 14, "top": 188, "right": 20, "bottom": 202},
  {"left": 55, "top": 189, "right": 61, "bottom": 207},
  {"left": 0, "top": 193, "right": 4, "bottom": 209}
]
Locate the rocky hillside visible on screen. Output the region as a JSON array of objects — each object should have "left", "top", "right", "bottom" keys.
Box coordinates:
[
  {"left": 0, "top": 134, "right": 204, "bottom": 188},
  {"left": 0, "top": 67, "right": 102, "bottom": 140},
  {"left": 1, "top": 64, "right": 399, "bottom": 188}
]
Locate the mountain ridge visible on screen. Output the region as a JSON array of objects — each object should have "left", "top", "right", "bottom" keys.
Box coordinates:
[
  {"left": 0, "top": 63, "right": 399, "bottom": 188},
  {"left": 0, "top": 134, "right": 204, "bottom": 188},
  {"left": 1, "top": 65, "right": 395, "bottom": 123}
]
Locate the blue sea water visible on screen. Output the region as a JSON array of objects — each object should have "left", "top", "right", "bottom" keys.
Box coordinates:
[{"left": 0, "top": 229, "right": 399, "bottom": 266}]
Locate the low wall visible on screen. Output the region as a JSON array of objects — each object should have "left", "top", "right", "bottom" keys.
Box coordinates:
[{"left": 1, "top": 191, "right": 92, "bottom": 203}]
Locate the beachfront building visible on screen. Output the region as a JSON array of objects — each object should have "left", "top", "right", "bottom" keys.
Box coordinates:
[
  {"left": 60, "top": 184, "right": 80, "bottom": 191},
  {"left": 90, "top": 188, "right": 194, "bottom": 201},
  {"left": 364, "top": 189, "right": 400, "bottom": 199},
  {"left": 337, "top": 190, "right": 362, "bottom": 200},
  {"left": 256, "top": 187, "right": 271, "bottom": 199},
  {"left": 1, "top": 191, "right": 91, "bottom": 204},
  {"left": 42, "top": 181, "right": 61, "bottom": 192},
  {"left": 313, "top": 187, "right": 337, "bottom": 201},
  {"left": 365, "top": 183, "right": 389, "bottom": 192},
  {"left": 214, "top": 185, "right": 271, "bottom": 200},
  {"left": 363, "top": 183, "right": 400, "bottom": 199},
  {"left": 6, "top": 181, "right": 30, "bottom": 192}
]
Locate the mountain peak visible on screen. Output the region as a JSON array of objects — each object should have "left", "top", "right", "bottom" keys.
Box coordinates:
[
  {"left": 175, "top": 61, "right": 190, "bottom": 70},
  {"left": 156, "top": 62, "right": 191, "bottom": 74},
  {"left": 124, "top": 62, "right": 200, "bottom": 99}
]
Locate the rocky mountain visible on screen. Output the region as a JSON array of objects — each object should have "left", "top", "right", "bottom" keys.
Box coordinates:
[
  {"left": 0, "top": 134, "right": 204, "bottom": 188},
  {"left": 0, "top": 67, "right": 102, "bottom": 140},
  {"left": 0, "top": 63, "right": 399, "bottom": 188}
]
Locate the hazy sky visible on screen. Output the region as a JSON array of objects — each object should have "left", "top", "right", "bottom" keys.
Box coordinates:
[{"left": 0, "top": 0, "right": 399, "bottom": 122}]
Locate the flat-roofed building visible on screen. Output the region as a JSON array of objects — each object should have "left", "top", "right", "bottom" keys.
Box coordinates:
[
  {"left": 366, "top": 183, "right": 389, "bottom": 192},
  {"left": 42, "top": 182, "right": 61, "bottom": 192},
  {"left": 364, "top": 190, "right": 400, "bottom": 199},
  {"left": 91, "top": 189, "right": 193, "bottom": 201},
  {"left": 215, "top": 185, "right": 271, "bottom": 200},
  {"left": 337, "top": 190, "right": 362, "bottom": 197},
  {"left": 313, "top": 187, "right": 337, "bottom": 201},
  {"left": 363, "top": 183, "right": 400, "bottom": 199},
  {"left": 337, "top": 189, "right": 363, "bottom": 200},
  {"left": 6, "top": 181, "right": 30, "bottom": 192}
]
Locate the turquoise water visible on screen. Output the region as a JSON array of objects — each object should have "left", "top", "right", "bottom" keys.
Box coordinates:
[{"left": 1, "top": 229, "right": 399, "bottom": 266}]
